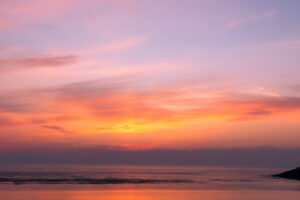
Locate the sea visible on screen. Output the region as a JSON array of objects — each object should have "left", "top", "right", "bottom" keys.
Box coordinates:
[{"left": 0, "top": 165, "right": 299, "bottom": 200}]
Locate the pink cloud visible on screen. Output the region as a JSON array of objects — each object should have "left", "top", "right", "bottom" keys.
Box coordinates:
[
  {"left": 0, "top": 0, "right": 136, "bottom": 30},
  {"left": 225, "top": 10, "right": 277, "bottom": 30},
  {"left": 78, "top": 35, "right": 147, "bottom": 55}
]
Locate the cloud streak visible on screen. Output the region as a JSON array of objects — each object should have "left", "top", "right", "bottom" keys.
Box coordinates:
[
  {"left": 41, "top": 125, "right": 74, "bottom": 135},
  {"left": 1, "top": 77, "right": 300, "bottom": 150},
  {"left": 3, "top": 78, "right": 300, "bottom": 127},
  {"left": 225, "top": 10, "right": 277, "bottom": 30},
  {"left": 79, "top": 36, "right": 148, "bottom": 55},
  {"left": 0, "top": 55, "right": 77, "bottom": 69}
]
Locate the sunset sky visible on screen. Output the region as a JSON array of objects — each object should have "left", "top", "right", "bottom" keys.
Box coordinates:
[{"left": 1, "top": 0, "right": 300, "bottom": 153}]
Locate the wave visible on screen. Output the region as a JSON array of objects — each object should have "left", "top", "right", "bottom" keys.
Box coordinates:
[
  {"left": 0, "top": 177, "right": 193, "bottom": 185},
  {"left": 210, "top": 178, "right": 252, "bottom": 182}
]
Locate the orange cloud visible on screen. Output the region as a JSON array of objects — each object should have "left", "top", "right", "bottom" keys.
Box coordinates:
[{"left": 2, "top": 78, "right": 300, "bottom": 138}]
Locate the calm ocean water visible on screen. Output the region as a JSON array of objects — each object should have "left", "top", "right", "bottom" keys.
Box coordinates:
[{"left": 0, "top": 165, "right": 299, "bottom": 200}]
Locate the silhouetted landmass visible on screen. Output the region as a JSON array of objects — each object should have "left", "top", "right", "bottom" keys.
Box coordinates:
[
  {"left": 0, "top": 177, "right": 193, "bottom": 185},
  {"left": 273, "top": 167, "right": 300, "bottom": 181}
]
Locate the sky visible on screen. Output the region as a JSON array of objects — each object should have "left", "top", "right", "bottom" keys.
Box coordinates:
[{"left": 1, "top": 0, "right": 300, "bottom": 158}]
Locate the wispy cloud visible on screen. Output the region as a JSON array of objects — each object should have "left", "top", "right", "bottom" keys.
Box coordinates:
[
  {"left": 0, "top": 117, "right": 17, "bottom": 127},
  {"left": 0, "top": 95, "right": 31, "bottom": 113},
  {"left": 0, "top": 55, "right": 77, "bottom": 70},
  {"left": 41, "top": 125, "right": 74, "bottom": 135},
  {"left": 274, "top": 39, "right": 300, "bottom": 51},
  {"left": 1, "top": 78, "right": 300, "bottom": 149},
  {"left": 225, "top": 10, "right": 277, "bottom": 30},
  {"left": 0, "top": 0, "right": 135, "bottom": 31},
  {"left": 6, "top": 78, "right": 300, "bottom": 122},
  {"left": 86, "top": 36, "right": 147, "bottom": 55},
  {"left": 61, "top": 35, "right": 148, "bottom": 56},
  {"left": 0, "top": 0, "right": 88, "bottom": 30}
]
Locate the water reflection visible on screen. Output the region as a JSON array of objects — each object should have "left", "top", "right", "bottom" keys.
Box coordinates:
[{"left": 2, "top": 190, "right": 300, "bottom": 200}]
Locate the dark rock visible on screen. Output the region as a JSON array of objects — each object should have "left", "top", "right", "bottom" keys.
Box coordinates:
[{"left": 273, "top": 167, "right": 300, "bottom": 181}]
